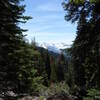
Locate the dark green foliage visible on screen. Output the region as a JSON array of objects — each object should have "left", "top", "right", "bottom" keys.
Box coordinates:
[
  {"left": 15, "top": 42, "right": 43, "bottom": 93},
  {"left": 49, "top": 53, "right": 68, "bottom": 83},
  {"left": 0, "top": 0, "right": 28, "bottom": 94},
  {"left": 83, "top": 89, "right": 100, "bottom": 100},
  {"left": 2, "top": 0, "right": 100, "bottom": 98},
  {"left": 56, "top": 53, "right": 65, "bottom": 82},
  {"left": 50, "top": 56, "right": 57, "bottom": 83},
  {"left": 63, "top": 0, "right": 100, "bottom": 90},
  {"left": 36, "top": 47, "right": 69, "bottom": 84},
  {"left": 45, "top": 50, "right": 51, "bottom": 80},
  {"left": 0, "top": 0, "right": 43, "bottom": 96}
]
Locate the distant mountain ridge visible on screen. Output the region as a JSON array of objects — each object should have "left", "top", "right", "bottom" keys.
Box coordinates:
[{"left": 38, "top": 42, "right": 71, "bottom": 53}]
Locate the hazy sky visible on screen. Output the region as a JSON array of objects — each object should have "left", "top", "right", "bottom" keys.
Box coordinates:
[{"left": 21, "top": 0, "right": 77, "bottom": 44}]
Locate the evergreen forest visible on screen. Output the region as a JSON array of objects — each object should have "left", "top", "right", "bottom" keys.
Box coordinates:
[{"left": 0, "top": 0, "right": 100, "bottom": 100}]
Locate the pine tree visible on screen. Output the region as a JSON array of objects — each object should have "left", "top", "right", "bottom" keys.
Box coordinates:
[
  {"left": 30, "top": 41, "right": 49, "bottom": 86},
  {"left": 56, "top": 53, "right": 65, "bottom": 82},
  {"left": 63, "top": 0, "right": 100, "bottom": 89},
  {"left": 16, "top": 42, "right": 43, "bottom": 94},
  {"left": 0, "top": 0, "right": 32, "bottom": 95},
  {"left": 50, "top": 56, "right": 57, "bottom": 83},
  {"left": 72, "top": 12, "right": 88, "bottom": 87},
  {"left": 45, "top": 50, "right": 51, "bottom": 80}
]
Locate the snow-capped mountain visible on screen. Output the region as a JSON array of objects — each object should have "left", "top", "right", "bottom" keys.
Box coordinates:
[{"left": 38, "top": 42, "right": 71, "bottom": 53}]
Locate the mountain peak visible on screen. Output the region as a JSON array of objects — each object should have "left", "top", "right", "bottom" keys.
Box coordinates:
[{"left": 38, "top": 42, "right": 71, "bottom": 53}]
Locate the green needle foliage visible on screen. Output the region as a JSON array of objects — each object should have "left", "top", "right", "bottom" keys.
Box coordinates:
[
  {"left": 0, "top": 0, "right": 43, "bottom": 96},
  {"left": 63, "top": 0, "right": 100, "bottom": 92}
]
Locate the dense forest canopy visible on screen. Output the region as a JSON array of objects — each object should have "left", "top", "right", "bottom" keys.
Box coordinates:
[{"left": 0, "top": 0, "right": 100, "bottom": 99}]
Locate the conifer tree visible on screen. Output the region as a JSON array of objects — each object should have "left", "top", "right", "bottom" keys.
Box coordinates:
[
  {"left": 0, "top": 0, "right": 25, "bottom": 93},
  {"left": 16, "top": 42, "right": 43, "bottom": 93},
  {"left": 63, "top": 0, "right": 100, "bottom": 89},
  {"left": 50, "top": 56, "right": 57, "bottom": 83},
  {"left": 56, "top": 53, "right": 65, "bottom": 82},
  {"left": 45, "top": 50, "right": 51, "bottom": 80}
]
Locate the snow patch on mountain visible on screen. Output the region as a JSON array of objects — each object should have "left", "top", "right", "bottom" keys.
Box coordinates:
[{"left": 38, "top": 42, "right": 71, "bottom": 53}]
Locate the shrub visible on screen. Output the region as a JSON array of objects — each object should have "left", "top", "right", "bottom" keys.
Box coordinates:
[
  {"left": 83, "top": 89, "right": 100, "bottom": 100},
  {"left": 39, "top": 81, "right": 69, "bottom": 98}
]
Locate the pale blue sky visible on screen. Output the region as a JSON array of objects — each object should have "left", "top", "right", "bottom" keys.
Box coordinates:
[{"left": 21, "top": 0, "right": 77, "bottom": 44}]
